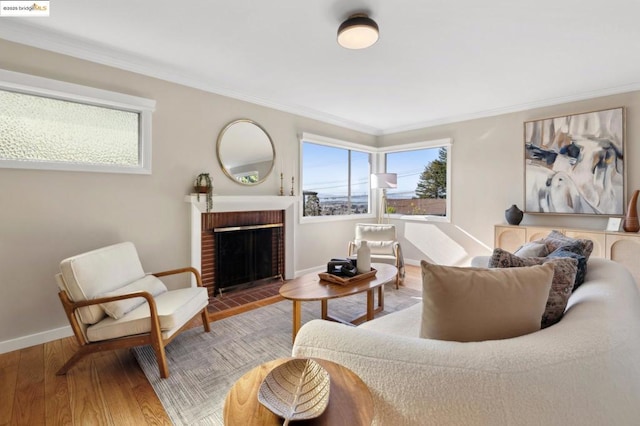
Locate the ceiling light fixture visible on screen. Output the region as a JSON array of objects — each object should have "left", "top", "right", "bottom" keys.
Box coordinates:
[{"left": 337, "top": 13, "right": 379, "bottom": 50}]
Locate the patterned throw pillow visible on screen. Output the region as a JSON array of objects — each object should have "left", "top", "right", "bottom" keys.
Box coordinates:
[
  {"left": 547, "top": 245, "right": 588, "bottom": 290},
  {"left": 543, "top": 230, "right": 594, "bottom": 260},
  {"left": 489, "top": 248, "right": 578, "bottom": 328}
]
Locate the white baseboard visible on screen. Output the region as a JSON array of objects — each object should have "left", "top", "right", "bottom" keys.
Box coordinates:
[
  {"left": 404, "top": 258, "right": 422, "bottom": 267},
  {"left": 294, "top": 265, "right": 325, "bottom": 277},
  {"left": 0, "top": 325, "right": 73, "bottom": 354}
]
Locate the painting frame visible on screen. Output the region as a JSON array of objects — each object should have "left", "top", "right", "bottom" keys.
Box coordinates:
[{"left": 523, "top": 107, "right": 625, "bottom": 216}]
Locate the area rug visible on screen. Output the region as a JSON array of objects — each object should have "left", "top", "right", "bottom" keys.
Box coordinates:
[{"left": 132, "top": 286, "right": 421, "bottom": 425}]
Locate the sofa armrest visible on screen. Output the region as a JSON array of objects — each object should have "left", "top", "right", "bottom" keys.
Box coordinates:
[{"left": 292, "top": 319, "right": 485, "bottom": 425}]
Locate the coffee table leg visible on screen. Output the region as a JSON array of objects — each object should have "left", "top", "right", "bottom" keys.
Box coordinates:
[
  {"left": 366, "top": 289, "right": 374, "bottom": 321},
  {"left": 321, "top": 299, "right": 328, "bottom": 319},
  {"left": 292, "top": 300, "right": 301, "bottom": 343},
  {"left": 378, "top": 285, "right": 384, "bottom": 310}
]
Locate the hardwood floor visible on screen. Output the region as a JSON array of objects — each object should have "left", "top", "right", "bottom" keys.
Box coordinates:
[{"left": 1, "top": 264, "right": 422, "bottom": 425}]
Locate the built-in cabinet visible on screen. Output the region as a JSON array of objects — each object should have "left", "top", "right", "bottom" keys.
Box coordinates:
[{"left": 495, "top": 225, "right": 640, "bottom": 287}]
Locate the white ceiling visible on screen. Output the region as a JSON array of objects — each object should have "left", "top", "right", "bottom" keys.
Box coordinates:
[{"left": 2, "top": 0, "right": 640, "bottom": 135}]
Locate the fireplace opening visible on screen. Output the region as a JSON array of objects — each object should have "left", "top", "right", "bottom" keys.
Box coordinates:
[
  {"left": 214, "top": 224, "right": 283, "bottom": 293},
  {"left": 201, "top": 209, "right": 285, "bottom": 299}
]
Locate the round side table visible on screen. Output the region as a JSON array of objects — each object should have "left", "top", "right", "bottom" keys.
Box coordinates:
[{"left": 224, "top": 357, "right": 374, "bottom": 425}]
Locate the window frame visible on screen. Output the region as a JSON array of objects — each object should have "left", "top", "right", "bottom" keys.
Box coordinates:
[
  {"left": 0, "top": 69, "right": 155, "bottom": 174},
  {"left": 378, "top": 138, "right": 452, "bottom": 223},
  {"left": 299, "top": 132, "right": 376, "bottom": 224},
  {"left": 299, "top": 133, "right": 452, "bottom": 224}
]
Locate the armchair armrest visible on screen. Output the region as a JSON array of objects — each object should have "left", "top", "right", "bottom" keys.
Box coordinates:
[
  {"left": 58, "top": 289, "right": 162, "bottom": 346},
  {"left": 347, "top": 241, "right": 356, "bottom": 256},
  {"left": 67, "top": 290, "right": 157, "bottom": 310},
  {"left": 151, "top": 266, "right": 204, "bottom": 287}
]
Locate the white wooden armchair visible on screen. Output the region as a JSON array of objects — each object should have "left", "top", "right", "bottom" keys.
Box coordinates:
[
  {"left": 55, "top": 242, "right": 210, "bottom": 378},
  {"left": 348, "top": 223, "right": 405, "bottom": 288}
]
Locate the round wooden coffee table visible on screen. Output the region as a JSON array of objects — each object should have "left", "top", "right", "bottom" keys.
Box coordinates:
[{"left": 224, "top": 357, "right": 373, "bottom": 425}]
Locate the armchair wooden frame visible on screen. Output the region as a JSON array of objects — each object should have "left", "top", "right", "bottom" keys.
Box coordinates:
[
  {"left": 57, "top": 266, "right": 210, "bottom": 379},
  {"left": 348, "top": 242, "right": 402, "bottom": 289}
]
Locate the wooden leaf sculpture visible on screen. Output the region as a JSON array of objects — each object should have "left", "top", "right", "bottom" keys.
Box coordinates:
[{"left": 258, "top": 358, "right": 330, "bottom": 424}]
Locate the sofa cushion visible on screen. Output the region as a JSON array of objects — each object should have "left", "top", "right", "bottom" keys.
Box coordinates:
[
  {"left": 419, "top": 260, "right": 554, "bottom": 342},
  {"left": 489, "top": 248, "right": 578, "bottom": 327},
  {"left": 547, "top": 245, "right": 588, "bottom": 290},
  {"left": 543, "top": 230, "right": 594, "bottom": 260},
  {"left": 59, "top": 242, "right": 146, "bottom": 324},
  {"left": 99, "top": 275, "right": 168, "bottom": 319},
  {"left": 86, "top": 287, "right": 208, "bottom": 342}
]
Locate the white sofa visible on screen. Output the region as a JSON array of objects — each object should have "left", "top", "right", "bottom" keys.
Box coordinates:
[{"left": 291, "top": 258, "right": 640, "bottom": 425}]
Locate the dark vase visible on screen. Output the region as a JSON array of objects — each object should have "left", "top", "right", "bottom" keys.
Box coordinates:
[
  {"left": 505, "top": 204, "right": 524, "bottom": 225},
  {"left": 623, "top": 190, "right": 640, "bottom": 232}
]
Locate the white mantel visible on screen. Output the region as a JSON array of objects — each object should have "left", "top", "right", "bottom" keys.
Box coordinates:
[{"left": 185, "top": 195, "right": 298, "bottom": 283}]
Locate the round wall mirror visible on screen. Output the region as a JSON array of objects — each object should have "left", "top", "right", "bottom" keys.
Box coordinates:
[{"left": 216, "top": 119, "right": 275, "bottom": 185}]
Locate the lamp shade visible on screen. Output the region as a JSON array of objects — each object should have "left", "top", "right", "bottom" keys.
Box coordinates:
[
  {"left": 371, "top": 173, "right": 397, "bottom": 189},
  {"left": 337, "top": 14, "right": 379, "bottom": 49}
]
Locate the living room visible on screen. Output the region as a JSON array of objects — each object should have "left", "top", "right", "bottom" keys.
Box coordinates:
[{"left": 2, "top": 2, "right": 640, "bottom": 424}]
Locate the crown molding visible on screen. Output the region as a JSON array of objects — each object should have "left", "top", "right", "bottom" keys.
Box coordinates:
[{"left": 379, "top": 82, "right": 640, "bottom": 135}]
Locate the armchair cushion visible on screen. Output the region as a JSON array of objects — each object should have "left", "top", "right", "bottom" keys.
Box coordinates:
[
  {"left": 86, "top": 287, "right": 208, "bottom": 342},
  {"left": 358, "top": 240, "right": 396, "bottom": 256},
  {"left": 354, "top": 224, "right": 399, "bottom": 256},
  {"left": 59, "top": 242, "right": 146, "bottom": 324},
  {"left": 99, "top": 275, "right": 168, "bottom": 319}
]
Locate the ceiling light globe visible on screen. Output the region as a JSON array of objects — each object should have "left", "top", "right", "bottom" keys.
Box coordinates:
[{"left": 337, "top": 14, "right": 379, "bottom": 50}]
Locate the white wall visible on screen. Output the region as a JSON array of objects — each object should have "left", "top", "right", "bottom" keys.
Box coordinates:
[{"left": 3, "top": 37, "right": 640, "bottom": 353}]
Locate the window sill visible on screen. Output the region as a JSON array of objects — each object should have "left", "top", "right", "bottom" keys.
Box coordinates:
[{"left": 300, "top": 213, "right": 376, "bottom": 224}]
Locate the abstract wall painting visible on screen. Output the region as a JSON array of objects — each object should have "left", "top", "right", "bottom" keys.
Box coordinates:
[{"left": 524, "top": 107, "right": 625, "bottom": 215}]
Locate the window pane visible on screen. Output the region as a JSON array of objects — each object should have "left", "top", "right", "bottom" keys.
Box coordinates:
[
  {"left": 386, "top": 146, "right": 447, "bottom": 216},
  {"left": 302, "top": 141, "right": 370, "bottom": 217},
  {"left": 0, "top": 89, "right": 140, "bottom": 166},
  {"left": 351, "top": 150, "right": 370, "bottom": 213}
]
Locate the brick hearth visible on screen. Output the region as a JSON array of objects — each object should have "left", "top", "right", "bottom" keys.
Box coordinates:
[{"left": 207, "top": 277, "right": 283, "bottom": 314}]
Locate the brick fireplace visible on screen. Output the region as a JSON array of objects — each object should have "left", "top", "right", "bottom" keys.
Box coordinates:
[
  {"left": 201, "top": 210, "right": 285, "bottom": 297},
  {"left": 186, "top": 195, "right": 297, "bottom": 296}
]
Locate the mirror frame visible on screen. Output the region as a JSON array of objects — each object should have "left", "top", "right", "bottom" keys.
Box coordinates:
[{"left": 216, "top": 118, "right": 276, "bottom": 186}]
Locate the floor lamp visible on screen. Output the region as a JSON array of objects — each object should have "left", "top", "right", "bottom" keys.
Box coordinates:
[{"left": 371, "top": 173, "right": 397, "bottom": 224}]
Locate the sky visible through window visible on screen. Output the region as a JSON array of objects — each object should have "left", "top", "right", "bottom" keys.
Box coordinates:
[
  {"left": 303, "top": 142, "right": 440, "bottom": 200},
  {"left": 386, "top": 149, "right": 439, "bottom": 199}
]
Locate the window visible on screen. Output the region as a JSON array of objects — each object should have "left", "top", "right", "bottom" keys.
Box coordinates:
[
  {"left": 383, "top": 140, "right": 451, "bottom": 220},
  {"left": 301, "top": 134, "right": 373, "bottom": 219},
  {"left": 0, "top": 69, "right": 155, "bottom": 174}
]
